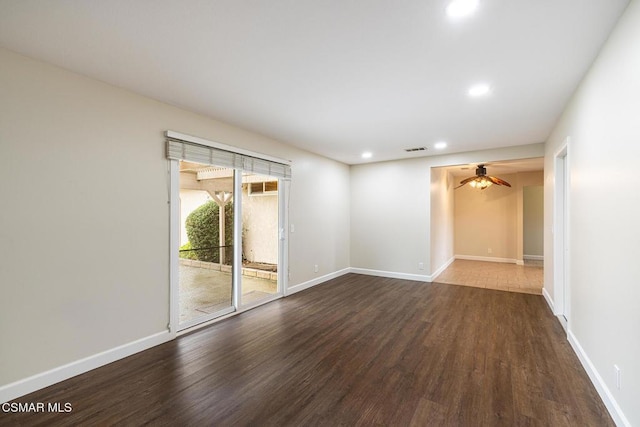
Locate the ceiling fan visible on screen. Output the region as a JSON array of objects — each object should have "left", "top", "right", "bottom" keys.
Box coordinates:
[{"left": 455, "top": 164, "right": 511, "bottom": 190}]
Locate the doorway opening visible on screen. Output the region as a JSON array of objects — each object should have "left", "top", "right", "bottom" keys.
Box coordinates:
[{"left": 431, "top": 158, "right": 544, "bottom": 294}]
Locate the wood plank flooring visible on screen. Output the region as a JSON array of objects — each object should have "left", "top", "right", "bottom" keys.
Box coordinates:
[{"left": 1, "top": 274, "right": 613, "bottom": 426}]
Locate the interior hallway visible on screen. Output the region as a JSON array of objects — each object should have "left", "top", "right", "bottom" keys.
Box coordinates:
[{"left": 434, "top": 259, "right": 543, "bottom": 295}]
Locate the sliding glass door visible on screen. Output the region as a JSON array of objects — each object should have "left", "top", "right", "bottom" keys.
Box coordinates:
[{"left": 168, "top": 134, "right": 290, "bottom": 331}]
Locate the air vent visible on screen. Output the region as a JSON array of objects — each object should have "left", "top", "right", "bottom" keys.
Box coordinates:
[{"left": 404, "top": 147, "right": 428, "bottom": 152}]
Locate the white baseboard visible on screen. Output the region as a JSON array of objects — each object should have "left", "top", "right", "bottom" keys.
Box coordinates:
[
  {"left": 350, "top": 267, "right": 431, "bottom": 282},
  {"left": 430, "top": 256, "right": 455, "bottom": 282},
  {"left": 542, "top": 287, "right": 554, "bottom": 312},
  {"left": 567, "top": 330, "right": 630, "bottom": 427},
  {"left": 523, "top": 254, "right": 544, "bottom": 261},
  {"left": 285, "top": 267, "right": 351, "bottom": 296},
  {"left": 0, "top": 330, "right": 173, "bottom": 404},
  {"left": 455, "top": 254, "right": 519, "bottom": 264}
]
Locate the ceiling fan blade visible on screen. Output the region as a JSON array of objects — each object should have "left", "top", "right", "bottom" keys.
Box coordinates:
[
  {"left": 488, "top": 175, "right": 511, "bottom": 187},
  {"left": 486, "top": 176, "right": 501, "bottom": 185}
]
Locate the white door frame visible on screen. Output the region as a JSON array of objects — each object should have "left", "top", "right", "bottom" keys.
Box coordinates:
[
  {"left": 169, "top": 160, "right": 180, "bottom": 335},
  {"left": 553, "top": 138, "right": 570, "bottom": 328},
  {"left": 279, "top": 179, "right": 290, "bottom": 295}
]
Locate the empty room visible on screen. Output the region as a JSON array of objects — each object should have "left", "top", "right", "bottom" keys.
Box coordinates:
[{"left": 0, "top": 0, "right": 638, "bottom": 425}]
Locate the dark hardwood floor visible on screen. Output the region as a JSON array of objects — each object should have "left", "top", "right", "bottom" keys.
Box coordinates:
[{"left": 1, "top": 274, "right": 613, "bottom": 426}]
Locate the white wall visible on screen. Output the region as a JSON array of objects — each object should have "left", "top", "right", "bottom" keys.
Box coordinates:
[
  {"left": 454, "top": 173, "right": 518, "bottom": 261},
  {"left": 289, "top": 155, "right": 350, "bottom": 279},
  {"left": 544, "top": 1, "right": 639, "bottom": 424},
  {"left": 350, "top": 158, "right": 431, "bottom": 278},
  {"left": 0, "top": 47, "right": 350, "bottom": 391},
  {"left": 453, "top": 171, "right": 543, "bottom": 263},
  {"left": 430, "top": 167, "right": 455, "bottom": 274},
  {"left": 350, "top": 143, "right": 545, "bottom": 279}
]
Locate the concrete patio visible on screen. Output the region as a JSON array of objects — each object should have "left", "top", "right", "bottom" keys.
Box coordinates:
[{"left": 179, "top": 263, "right": 278, "bottom": 324}]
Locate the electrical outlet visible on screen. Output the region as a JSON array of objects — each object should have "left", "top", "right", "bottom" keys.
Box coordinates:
[
  {"left": 314, "top": 264, "right": 318, "bottom": 273},
  {"left": 614, "top": 365, "right": 621, "bottom": 389},
  {"left": 418, "top": 262, "right": 424, "bottom": 270},
  {"left": 488, "top": 248, "right": 492, "bottom": 254},
  {"left": 290, "top": 224, "right": 295, "bottom": 233}
]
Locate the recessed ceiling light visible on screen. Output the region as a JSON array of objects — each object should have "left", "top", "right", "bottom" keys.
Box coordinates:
[
  {"left": 362, "top": 152, "right": 372, "bottom": 159},
  {"left": 446, "top": 0, "right": 479, "bottom": 19},
  {"left": 468, "top": 83, "right": 491, "bottom": 97},
  {"left": 434, "top": 141, "right": 447, "bottom": 150}
]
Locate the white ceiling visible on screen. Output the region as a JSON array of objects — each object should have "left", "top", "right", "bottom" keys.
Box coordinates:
[{"left": 0, "top": 0, "right": 629, "bottom": 165}]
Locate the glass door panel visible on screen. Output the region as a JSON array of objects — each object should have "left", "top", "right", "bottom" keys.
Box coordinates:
[
  {"left": 240, "top": 172, "right": 280, "bottom": 306},
  {"left": 178, "top": 161, "right": 235, "bottom": 328}
]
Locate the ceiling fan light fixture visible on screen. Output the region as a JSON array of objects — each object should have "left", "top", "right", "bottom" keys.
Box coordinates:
[
  {"left": 469, "top": 177, "right": 492, "bottom": 189},
  {"left": 480, "top": 178, "right": 492, "bottom": 189},
  {"left": 455, "top": 164, "right": 510, "bottom": 190}
]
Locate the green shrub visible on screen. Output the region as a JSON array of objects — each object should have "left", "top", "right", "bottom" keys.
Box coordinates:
[
  {"left": 179, "top": 242, "right": 198, "bottom": 260},
  {"left": 185, "top": 201, "right": 233, "bottom": 263}
]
